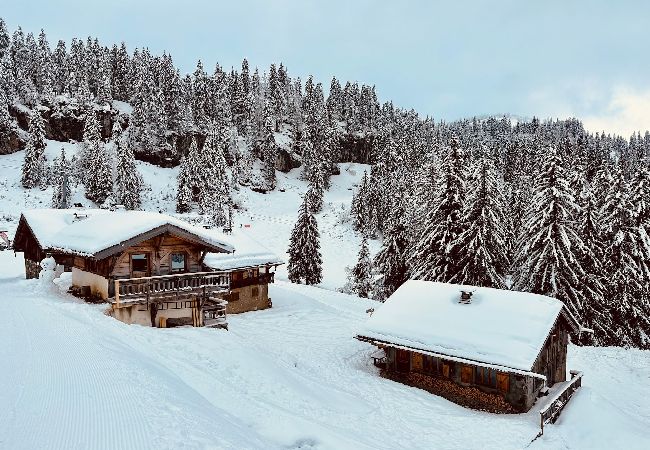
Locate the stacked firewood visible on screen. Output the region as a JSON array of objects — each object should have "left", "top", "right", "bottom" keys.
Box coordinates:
[{"left": 383, "top": 370, "right": 516, "bottom": 414}]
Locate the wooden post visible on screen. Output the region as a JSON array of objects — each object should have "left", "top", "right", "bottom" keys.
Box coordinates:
[{"left": 114, "top": 279, "right": 120, "bottom": 307}]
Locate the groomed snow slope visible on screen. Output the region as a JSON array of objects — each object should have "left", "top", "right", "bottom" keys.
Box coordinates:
[{"left": 1, "top": 252, "right": 649, "bottom": 450}]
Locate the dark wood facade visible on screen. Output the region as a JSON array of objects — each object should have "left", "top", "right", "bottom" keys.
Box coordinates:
[{"left": 360, "top": 313, "right": 576, "bottom": 413}]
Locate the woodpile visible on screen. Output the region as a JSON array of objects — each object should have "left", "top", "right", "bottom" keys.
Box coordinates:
[{"left": 382, "top": 370, "right": 517, "bottom": 414}]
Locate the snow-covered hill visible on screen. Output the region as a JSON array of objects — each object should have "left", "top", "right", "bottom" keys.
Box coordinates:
[
  {"left": 1, "top": 147, "right": 649, "bottom": 449},
  {"left": 0, "top": 251, "right": 649, "bottom": 450}
]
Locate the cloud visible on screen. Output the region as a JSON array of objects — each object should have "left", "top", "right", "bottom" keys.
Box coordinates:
[{"left": 581, "top": 87, "right": 650, "bottom": 138}]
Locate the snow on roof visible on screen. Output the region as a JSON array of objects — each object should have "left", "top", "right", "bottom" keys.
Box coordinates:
[
  {"left": 203, "top": 229, "right": 284, "bottom": 270},
  {"left": 359, "top": 280, "right": 567, "bottom": 372},
  {"left": 20, "top": 209, "right": 234, "bottom": 257}
]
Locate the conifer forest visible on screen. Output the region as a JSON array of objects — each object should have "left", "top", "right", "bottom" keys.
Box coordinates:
[{"left": 1, "top": 17, "right": 649, "bottom": 350}]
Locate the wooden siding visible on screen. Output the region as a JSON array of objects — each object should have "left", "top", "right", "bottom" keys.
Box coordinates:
[
  {"left": 110, "top": 235, "right": 204, "bottom": 278},
  {"left": 531, "top": 315, "right": 570, "bottom": 386}
]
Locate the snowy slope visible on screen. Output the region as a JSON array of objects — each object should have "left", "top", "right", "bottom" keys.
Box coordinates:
[
  {"left": 0, "top": 252, "right": 649, "bottom": 449},
  {"left": 2, "top": 147, "right": 650, "bottom": 449}
]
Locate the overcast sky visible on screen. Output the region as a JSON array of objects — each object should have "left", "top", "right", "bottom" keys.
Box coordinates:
[{"left": 3, "top": 0, "right": 650, "bottom": 136}]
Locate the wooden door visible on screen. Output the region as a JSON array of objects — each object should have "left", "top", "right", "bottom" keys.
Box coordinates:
[
  {"left": 496, "top": 372, "right": 509, "bottom": 393},
  {"left": 461, "top": 365, "right": 473, "bottom": 383},
  {"left": 396, "top": 349, "right": 410, "bottom": 372},
  {"left": 411, "top": 353, "right": 423, "bottom": 372}
]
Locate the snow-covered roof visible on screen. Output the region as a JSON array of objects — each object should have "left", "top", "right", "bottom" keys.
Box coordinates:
[
  {"left": 18, "top": 209, "right": 234, "bottom": 258},
  {"left": 203, "top": 229, "right": 284, "bottom": 270},
  {"left": 359, "top": 280, "right": 574, "bottom": 372}
]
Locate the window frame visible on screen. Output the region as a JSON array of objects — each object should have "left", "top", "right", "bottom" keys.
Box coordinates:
[
  {"left": 169, "top": 251, "right": 188, "bottom": 274},
  {"left": 130, "top": 252, "right": 150, "bottom": 276}
]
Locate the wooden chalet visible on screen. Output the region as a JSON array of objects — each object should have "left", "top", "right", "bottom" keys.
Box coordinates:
[
  {"left": 357, "top": 280, "right": 583, "bottom": 413},
  {"left": 13, "top": 209, "right": 282, "bottom": 329}
]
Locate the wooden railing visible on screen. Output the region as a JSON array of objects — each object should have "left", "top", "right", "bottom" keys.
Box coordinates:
[
  {"left": 230, "top": 272, "right": 275, "bottom": 289},
  {"left": 114, "top": 271, "right": 230, "bottom": 307},
  {"left": 539, "top": 371, "right": 583, "bottom": 435}
]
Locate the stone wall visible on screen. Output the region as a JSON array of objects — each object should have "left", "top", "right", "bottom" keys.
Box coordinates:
[{"left": 225, "top": 283, "right": 270, "bottom": 314}]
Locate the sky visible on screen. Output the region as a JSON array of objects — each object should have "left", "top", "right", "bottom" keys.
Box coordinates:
[{"left": 3, "top": 0, "right": 650, "bottom": 137}]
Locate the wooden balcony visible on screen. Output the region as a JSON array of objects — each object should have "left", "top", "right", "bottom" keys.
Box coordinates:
[
  {"left": 113, "top": 271, "right": 230, "bottom": 307},
  {"left": 230, "top": 272, "right": 275, "bottom": 290}
]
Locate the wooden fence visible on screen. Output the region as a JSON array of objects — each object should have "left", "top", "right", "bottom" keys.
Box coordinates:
[{"left": 539, "top": 371, "right": 583, "bottom": 435}]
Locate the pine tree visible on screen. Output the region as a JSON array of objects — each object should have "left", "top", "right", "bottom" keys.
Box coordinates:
[
  {"left": 512, "top": 147, "right": 588, "bottom": 320},
  {"left": 600, "top": 167, "right": 650, "bottom": 348},
  {"left": 199, "top": 125, "right": 230, "bottom": 225},
  {"left": 345, "top": 238, "right": 373, "bottom": 298},
  {"left": 51, "top": 148, "right": 72, "bottom": 208},
  {"left": 304, "top": 172, "right": 324, "bottom": 213},
  {"left": 287, "top": 195, "right": 322, "bottom": 285},
  {"left": 82, "top": 109, "right": 112, "bottom": 204},
  {"left": 176, "top": 137, "right": 200, "bottom": 213},
  {"left": 451, "top": 159, "right": 508, "bottom": 288},
  {"left": 260, "top": 118, "right": 277, "bottom": 190},
  {"left": 408, "top": 136, "right": 465, "bottom": 282},
  {"left": 21, "top": 110, "right": 47, "bottom": 188},
  {"left": 373, "top": 203, "right": 410, "bottom": 301},
  {"left": 576, "top": 181, "right": 611, "bottom": 345},
  {"left": 114, "top": 128, "right": 142, "bottom": 210}
]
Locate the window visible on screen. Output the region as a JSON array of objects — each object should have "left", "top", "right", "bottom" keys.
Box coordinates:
[
  {"left": 230, "top": 291, "right": 240, "bottom": 302},
  {"left": 131, "top": 254, "right": 148, "bottom": 273},
  {"left": 170, "top": 253, "right": 186, "bottom": 273},
  {"left": 252, "top": 286, "right": 259, "bottom": 297}
]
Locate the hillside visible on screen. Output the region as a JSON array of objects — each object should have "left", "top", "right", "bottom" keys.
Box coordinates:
[{"left": 1, "top": 143, "right": 649, "bottom": 449}]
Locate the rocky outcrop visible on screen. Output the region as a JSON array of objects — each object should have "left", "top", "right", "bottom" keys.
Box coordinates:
[
  {"left": 6, "top": 98, "right": 120, "bottom": 150},
  {"left": 337, "top": 133, "right": 375, "bottom": 164},
  {"left": 275, "top": 148, "right": 301, "bottom": 172},
  {"left": 0, "top": 123, "right": 26, "bottom": 155}
]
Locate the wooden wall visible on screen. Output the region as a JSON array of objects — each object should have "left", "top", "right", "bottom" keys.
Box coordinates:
[
  {"left": 110, "top": 234, "right": 204, "bottom": 278},
  {"left": 532, "top": 316, "right": 570, "bottom": 386}
]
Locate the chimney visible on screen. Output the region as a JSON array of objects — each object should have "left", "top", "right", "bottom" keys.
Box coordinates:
[{"left": 459, "top": 290, "right": 473, "bottom": 304}]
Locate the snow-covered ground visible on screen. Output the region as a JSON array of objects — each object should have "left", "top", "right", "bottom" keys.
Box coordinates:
[
  {"left": 0, "top": 251, "right": 649, "bottom": 449},
  {"left": 1, "top": 146, "right": 650, "bottom": 449}
]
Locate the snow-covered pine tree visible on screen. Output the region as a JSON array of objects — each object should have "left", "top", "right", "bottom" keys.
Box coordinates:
[
  {"left": 512, "top": 147, "right": 589, "bottom": 320},
  {"left": 82, "top": 109, "right": 112, "bottom": 204},
  {"left": 373, "top": 202, "right": 410, "bottom": 301},
  {"left": 260, "top": 118, "right": 277, "bottom": 191},
  {"left": 351, "top": 170, "right": 371, "bottom": 234},
  {"left": 114, "top": 128, "right": 142, "bottom": 210},
  {"left": 304, "top": 172, "right": 324, "bottom": 214},
  {"left": 600, "top": 167, "right": 650, "bottom": 348},
  {"left": 51, "top": 148, "right": 72, "bottom": 209},
  {"left": 408, "top": 136, "right": 465, "bottom": 282},
  {"left": 21, "top": 110, "right": 47, "bottom": 188},
  {"left": 450, "top": 158, "right": 508, "bottom": 288},
  {"left": 349, "top": 237, "right": 373, "bottom": 298},
  {"left": 176, "top": 137, "right": 200, "bottom": 213},
  {"left": 575, "top": 181, "right": 611, "bottom": 346},
  {"left": 287, "top": 195, "right": 322, "bottom": 285},
  {"left": 199, "top": 125, "right": 230, "bottom": 226}
]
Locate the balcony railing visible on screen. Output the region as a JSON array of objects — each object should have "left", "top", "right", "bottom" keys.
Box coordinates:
[
  {"left": 113, "top": 271, "right": 230, "bottom": 307},
  {"left": 230, "top": 272, "right": 275, "bottom": 289}
]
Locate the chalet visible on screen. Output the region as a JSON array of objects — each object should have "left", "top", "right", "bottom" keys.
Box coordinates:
[
  {"left": 13, "top": 208, "right": 283, "bottom": 328},
  {"left": 356, "top": 280, "right": 583, "bottom": 413}
]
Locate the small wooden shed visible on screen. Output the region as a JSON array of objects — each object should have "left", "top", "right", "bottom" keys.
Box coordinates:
[{"left": 357, "top": 280, "right": 582, "bottom": 412}]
